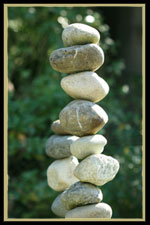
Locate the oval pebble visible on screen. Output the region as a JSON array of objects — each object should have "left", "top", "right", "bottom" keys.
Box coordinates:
[
  {"left": 49, "top": 44, "right": 104, "bottom": 74},
  {"left": 61, "top": 71, "right": 109, "bottom": 103},
  {"left": 62, "top": 23, "right": 100, "bottom": 47},
  {"left": 51, "top": 193, "right": 68, "bottom": 217},
  {"left": 59, "top": 100, "right": 108, "bottom": 137},
  {"left": 74, "top": 154, "right": 120, "bottom": 186}
]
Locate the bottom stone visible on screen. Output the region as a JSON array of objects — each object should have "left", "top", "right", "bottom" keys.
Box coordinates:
[
  {"left": 51, "top": 193, "right": 68, "bottom": 217},
  {"left": 65, "top": 203, "right": 112, "bottom": 218}
]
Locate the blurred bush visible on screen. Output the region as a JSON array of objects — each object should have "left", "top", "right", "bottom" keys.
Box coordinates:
[{"left": 8, "top": 6, "right": 142, "bottom": 218}]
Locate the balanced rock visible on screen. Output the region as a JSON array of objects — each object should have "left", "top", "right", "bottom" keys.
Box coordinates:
[
  {"left": 51, "top": 193, "right": 68, "bottom": 217},
  {"left": 49, "top": 44, "right": 104, "bottom": 74},
  {"left": 61, "top": 181, "right": 103, "bottom": 210},
  {"left": 61, "top": 71, "right": 109, "bottom": 103},
  {"left": 70, "top": 134, "right": 107, "bottom": 160},
  {"left": 65, "top": 203, "right": 112, "bottom": 218},
  {"left": 51, "top": 119, "right": 69, "bottom": 135},
  {"left": 74, "top": 154, "right": 119, "bottom": 186},
  {"left": 47, "top": 156, "right": 79, "bottom": 191},
  {"left": 59, "top": 100, "right": 108, "bottom": 137},
  {"left": 62, "top": 23, "right": 100, "bottom": 47},
  {"left": 45, "top": 134, "right": 79, "bottom": 159}
]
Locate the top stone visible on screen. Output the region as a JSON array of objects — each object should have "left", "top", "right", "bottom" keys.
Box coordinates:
[{"left": 62, "top": 23, "right": 100, "bottom": 47}]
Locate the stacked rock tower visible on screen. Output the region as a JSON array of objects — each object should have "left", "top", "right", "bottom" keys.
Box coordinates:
[{"left": 46, "top": 23, "right": 120, "bottom": 218}]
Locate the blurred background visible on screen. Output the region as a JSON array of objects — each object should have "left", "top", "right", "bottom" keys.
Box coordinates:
[{"left": 8, "top": 6, "right": 143, "bottom": 218}]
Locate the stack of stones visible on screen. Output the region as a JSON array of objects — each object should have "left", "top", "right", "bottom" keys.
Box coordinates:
[{"left": 46, "top": 23, "right": 120, "bottom": 218}]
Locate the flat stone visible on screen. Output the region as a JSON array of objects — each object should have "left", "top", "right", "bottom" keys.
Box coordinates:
[
  {"left": 61, "top": 71, "right": 109, "bottom": 103},
  {"left": 49, "top": 44, "right": 104, "bottom": 74},
  {"left": 47, "top": 156, "right": 79, "bottom": 191},
  {"left": 61, "top": 181, "right": 103, "bottom": 210},
  {"left": 59, "top": 100, "right": 108, "bottom": 137},
  {"left": 45, "top": 134, "right": 79, "bottom": 159},
  {"left": 51, "top": 119, "right": 69, "bottom": 135},
  {"left": 70, "top": 134, "right": 107, "bottom": 160},
  {"left": 65, "top": 203, "right": 112, "bottom": 218},
  {"left": 62, "top": 23, "right": 100, "bottom": 47},
  {"left": 51, "top": 193, "right": 68, "bottom": 217},
  {"left": 74, "top": 154, "right": 119, "bottom": 186}
]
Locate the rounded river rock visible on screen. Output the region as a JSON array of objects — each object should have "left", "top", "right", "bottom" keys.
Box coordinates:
[
  {"left": 62, "top": 23, "right": 100, "bottom": 47},
  {"left": 74, "top": 154, "right": 120, "bottom": 186},
  {"left": 65, "top": 203, "right": 112, "bottom": 218},
  {"left": 51, "top": 193, "right": 68, "bottom": 217},
  {"left": 61, "top": 71, "right": 109, "bottom": 103},
  {"left": 45, "top": 134, "right": 79, "bottom": 159},
  {"left": 49, "top": 44, "right": 104, "bottom": 74},
  {"left": 51, "top": 119, "right": 69, "bottom": 135},
  {"left": 70, "top": 134, "right": 107, "bottom": 160},
  {"left": 59, "top": 100, "right": 108, "bottom": 137},
  {"left": 61, "top": 181, "right": 103, "bottom": 210}
]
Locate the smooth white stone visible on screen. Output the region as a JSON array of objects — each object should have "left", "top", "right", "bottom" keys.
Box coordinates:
[
  {"left": 65, "top": 202, "right": 112, "bottom": 218},
  {"left": 70, "top": 134, "right": 107, "bottom": 159},
  {"left": 61, "top": 71, "right": 109, "bottom": 103},
  {"left": 47, "top": 156, "right": 79, "bottom": 191}
]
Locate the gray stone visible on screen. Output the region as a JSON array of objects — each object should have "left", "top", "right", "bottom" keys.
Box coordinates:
[
  {"left": 59, "top": 100, "right": 108, "bottom": 137},
  {"left": 45, "top": 134, "right": 79, "bottom": 159},
  {"left": 61, "top": 181, "right": 103, "bottom": 210},
  {"left": 65, "top": 203, "right": 112, "bottom": 218},
  {"left": 51, "top": 193, "right": 68, "bottom": 217},
  {"left": 47, "top": 156, "right": 79, "bottom": 191},
  {"left": 70, "top": 134, "right": 107, "bottom": 160},
  {"left": 62, "top": 23, "right": 100, "bottom": 47},
  {"left": 61, "top": 71, "right": 109, "bottom": 103},
  {"left": 49, "top": 44, "right": 104, "bottom": 74},
  {"left": 74, "top": 154, "right": 120, "bottom": 186},
  {"left": 51, "top": 119, "right": 69, "bottom": 135}
]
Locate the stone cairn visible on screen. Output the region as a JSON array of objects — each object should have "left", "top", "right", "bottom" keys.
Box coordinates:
[{"left": 46, "top": 23, "right": 120, "bottom": 218}]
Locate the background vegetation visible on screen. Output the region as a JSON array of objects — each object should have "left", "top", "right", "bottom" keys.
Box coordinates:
[{"left": 8, "top": 6, "right": 142, "bottom": 218}]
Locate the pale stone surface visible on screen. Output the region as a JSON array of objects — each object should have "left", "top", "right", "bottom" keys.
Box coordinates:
[
  {"left": 62, "top": 23, "right": 100, "bottom": 47},
  {"left": 74, "top": 154, "right": 120, "bottom": 186},
  {"left": 47, "top": 156, "right": 79, "bottom": 191},
  {"left": 70, "top": 134, "right": 107, "bottom": 160},
  {"left": 65, "top": 203, "right": 112, "bottom": 218},
  {"left": 49, "top": 44, "right": 104, "bottom": 74},
  {"left": 45, "top": 134, "right": 79, "bottom": 159},
  {"left": 51, "top": 193, "right": 68, "bottom": 217},
  {"left": 59, "top": 100, "right": 108, "bottom": 137},
  {"left": 61, "top": 181, "right": 103, "bottom": 210},
  {"left": 50, "top": 119, "right": 69, "bottom": 135},
  {"left": 61, "top": 71, "right": 109, "bottom": 103}
]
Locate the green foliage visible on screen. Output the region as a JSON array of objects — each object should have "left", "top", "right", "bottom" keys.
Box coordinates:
[{"left": 8, "top": 6, "right": 142, "bottom": 219}]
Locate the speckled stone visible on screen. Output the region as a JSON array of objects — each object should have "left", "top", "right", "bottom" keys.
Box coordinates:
[
  {"left": 45, "top": 134, "right": 79, "bottom": 159},
  {"left": 60, "top": 71, "right": 109, "bottom": 103},
  {"left": 47, "top": 156, "right": 79, "bottom": 191},
  {"left": 50, "top": 119, "right": 69, "bottom": 135},
  {"left": 65, "top": 203, "right": 112, "bottom": 218},
  {"left": 49, "top": 44, "right": 104, "bottom": 74},
  {"left": 70, "top": 134, "right": 107, "bottom": 160},
  {"left": 74, "top": 154, "right": 120, "bottom": 186},
  {"left": 62, "top": 23, "right": 100, "bottom": 47},
  {"left": 59, "top": 100, "right": 108, "bottom": 137},
  {"left": 51, "top": 193, "right": 68, "bottom": 217},
  {"left": 61, "top": 181, "right": 103, "bottom": 210}
]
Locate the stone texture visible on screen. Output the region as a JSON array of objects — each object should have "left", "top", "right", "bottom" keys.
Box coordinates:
[
  {"left": 50, "top": 119, "right": 69, "bottom": 135},
  {"left": 62, "top": 23, "right": 100, "bottom": 47},
  {"left": 45, "top": 134, "right": 79, "bottom": 159},
  {"left": 61, "top": 71, "right": 109, "bottom": 103},
  {"left": 47, "top": 156, "right": 79, "bottom": 191},
  {"left": 49, "top": 44, "right": 104, "bottom": 74},
  {"left": 51, "top": 193, "right": 68, "bottom": 217},
  {"left": 74, "top": 154, "right": 120, "bottom": 186},
  {"left": 70, "top": 134, "right": 107, "bottom": 160},
  {"left": 59, "top": 100, "right": 108, "bottom": 137},
  {"left": 61, "top": 181, "right": 103, "bottom": 210},
  {"left": 65, "top": 203, "right": 112, "bottom": 218}
]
